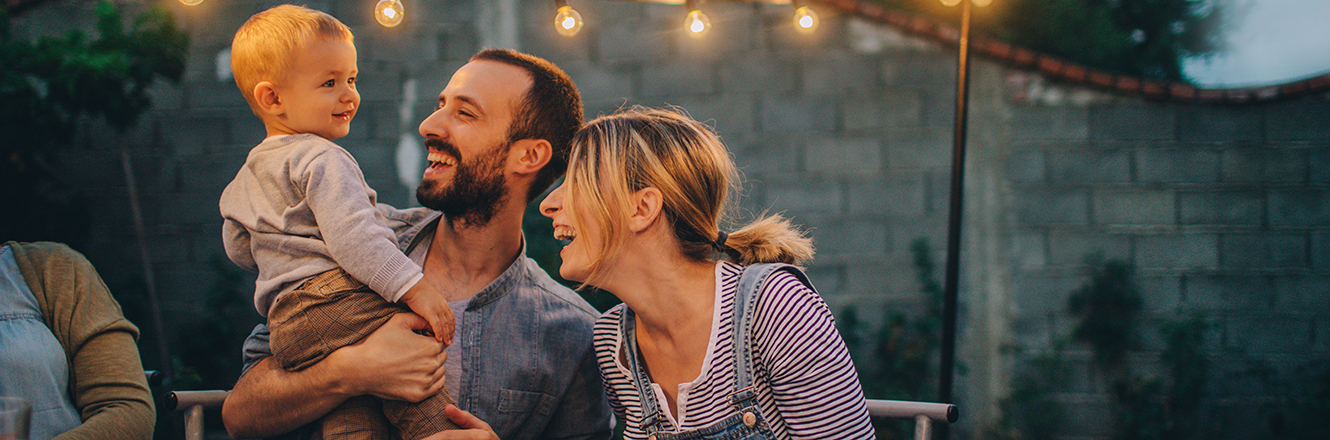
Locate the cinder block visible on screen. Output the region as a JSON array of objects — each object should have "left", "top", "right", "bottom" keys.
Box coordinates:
[
  {"left": 672, "top": 94, "right": 758, "bottom": 136},
  {"left": 846, "top": 176, "right": 925, "bottom": 216},
  {"left": 1177, "top": 106, "right": 1263, "bottom": 143},
  {"left": 1088, "top": 104, "right": 1176, "bottom": 141},
  {"left": 362, "top": 28, "right": 438, "bottom": 64},
  {"left": 800, "top": 50, "right": 879, "bottom": 95},
  {"left": 185, "top": 80, "right": 249, "bottom": 109},
  {"left": 1267, "top": 102, "right": 1330, "bottom": 142},
  {"left": 1136, "top": 234, "right": 1218, "bottom": 269},
  {"left": 1137, "top": 148, "right": 1220, "bottom": 184},
  {"left": 1181, "top": 274, "right": 1272, "bottom": 312},
  {"left": 1048, "top": 149, "right": 1131, "bottom": 184},
  {"left": 1179, "top": 190, "right": 1263, "bottom": 227},
  {"left": 1269, "top": 189, "right": 1330, "bottom": 228},
  {"left": 1010, "top": 229, "right": 1047, "bottom": 269},
  {"left": 1014, "top": 188, "right": 1089, "bottom": 225},
  {"left": 880, "top": 52, "right": 954, "bottom": 91},
  {"left": 1220, "top": 233, "right": 1307, "bottom": 269},
  {"left": 640, "top": 60, "right": 715, "bottom": 97},
  {"left": 1227, "top": 316, "right": 1310, "bottom": 353},
  {"left": 1046, "top": 232, "right": 1131, "bottom": 267},
  {"left": 1314, "top": 233, "right": 1330, "bottom": 269},
  {"left": 1221, "top": 148, "right": 1306, "bottom": 184},
  {"left": 762, "top": 176, "right": 842, "bottom": 215},
  {"left": 804, "top": 137, "right": 881, "bottom": 174},
  {"left": 1010, "top": 106, "right": 1089, "bottom": 141},
  {"left": 1010, "top": 270, "right": 1082, "bottom": 315},
  {"left": 844, "top": 261, "right": 917, "bottom": 298},
  {"left": 596, "top": 21, "right": 671, "bottom": 63},
  {"left": 355, "top": 64, "right": 406, "bottom": 106},
  {"left": 1008, "top": 149, "right": 1046, "bottom": 183},
  {"left": 731, "top": 133, "right": 799, "bottom": 175},
  {"left": 840, "top": 90, "right": 923, "bottom": 130},
  {"left": 159, "top": 114, "right": 233, "bottom": 155},
  {"left": 717, "top": 56, "right": 797, "bottom": 95},
  {"left": 1275, "top": 275, "right": 1330, "bottom": 313},
  {"left": 885, "top": 130, "right": 951, "bottom": 170},
  {"left": 1092, "top": 189, "right": 1175, "bottom": 226},
  {"left": 759, "top": 95, "right": 836, "bottom": 133},
  {"left": 1136, "top": 274, "right": 1182, "bottom": 312}
]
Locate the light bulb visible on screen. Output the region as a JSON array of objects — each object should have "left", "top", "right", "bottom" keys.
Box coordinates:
[
  {"left": 972, "top": 0, "right": 992, "bottom": 6},
  {"left": 940, "top": 0, "right": 962, "bottom": 6},
  {"left": 793, "top": 6, "right": 818, "bottom": 34},
  {"left": 375, "top": 0, "right": 405, "bottom": 27},
  {"left": 554, "top": 5, "right": 583, "bottom": 36},
  {"left": 180, "top": 0, "right": 203, "bottom": 5},
  {"left": 685, "top": 9, "right": 710, "bottom": 37}
]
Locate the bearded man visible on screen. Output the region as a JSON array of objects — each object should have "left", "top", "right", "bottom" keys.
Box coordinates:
[{"left": 222, "top": 49, "right": 612, "bottom": 440}]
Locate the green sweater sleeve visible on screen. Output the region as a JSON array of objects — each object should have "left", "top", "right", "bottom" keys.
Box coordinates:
[{"left": 9, "top": 241, "right": 156, "bottom": 440}]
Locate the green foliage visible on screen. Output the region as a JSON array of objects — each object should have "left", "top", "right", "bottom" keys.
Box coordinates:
[
  {"left": 838, "top": 238, "right": 942, "bottom": 439},
  {"left": 0, "top": 1, "right": 187, "bottom": 244},
  {"left": 872, "top": 0, "right": 1231, "bottom": 82},
  {"left": 1067, "top": 257, "right": 1141, "bottom": 371}
]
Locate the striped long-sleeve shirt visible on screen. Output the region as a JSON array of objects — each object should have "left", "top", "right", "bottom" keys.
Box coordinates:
[{"left": 594, "top": 261, "right": 875, "bottom": 439}]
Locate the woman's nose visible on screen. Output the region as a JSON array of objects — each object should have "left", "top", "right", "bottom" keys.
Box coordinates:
[{"left": 540, "top": 183, "right": 564, "bottom": 218}]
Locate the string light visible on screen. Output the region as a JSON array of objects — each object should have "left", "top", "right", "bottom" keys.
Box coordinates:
[
  {"left": 375, "top": 0, "right": 405, "bottom": 27},
  {"left": 683, "top": 1, "right": 710, "bottom": 38},
  {"left": 792, "top": 4, "right": 818, "bottom": 34},
  {"left": 940, "top": 0, "right": 962, "bottom": 6},
  {"left": 554, "top": 1, "right": 583, "bottom": 36},
  {"left": 179, "top": 0, "right": 203, "bottom": 5},
  {"left": 972, "top": 0, "right": 992, "bottom": 6}
]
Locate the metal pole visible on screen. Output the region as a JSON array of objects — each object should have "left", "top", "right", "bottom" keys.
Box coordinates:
[{"left": 939, "top": 0, "right": 972, "bottom": 437}]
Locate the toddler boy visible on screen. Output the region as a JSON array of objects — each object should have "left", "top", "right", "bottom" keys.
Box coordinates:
[{"left": 220, "top": 5, "right": 458, "bottom": 439}]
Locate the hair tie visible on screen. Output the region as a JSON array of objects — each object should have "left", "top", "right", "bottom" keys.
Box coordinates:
[{"left": 715, "top": 231, "right": 729, "bottom": 249}]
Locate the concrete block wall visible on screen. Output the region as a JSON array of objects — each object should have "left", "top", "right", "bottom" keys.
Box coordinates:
[
  {"left": 12, "top": 0, "right": 1329, "bottom": 438},
  {"left": 1007, "top": 92, "right": 1330, "bottom": 437}
]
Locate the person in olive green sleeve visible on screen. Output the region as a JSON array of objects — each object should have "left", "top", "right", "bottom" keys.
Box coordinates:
[{"left": 1, "top": 241, "right": 154, "bottom": 440}]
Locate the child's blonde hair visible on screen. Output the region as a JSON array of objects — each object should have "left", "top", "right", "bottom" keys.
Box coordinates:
[
  {"left": 565, "top": 106, "right": 814, "bottom": 286},
  {"left": 230, "top": 5, "right": 353, "bottom": 115}
]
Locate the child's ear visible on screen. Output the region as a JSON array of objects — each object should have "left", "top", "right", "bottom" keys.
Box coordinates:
[{"left": 254, "top": 81, "right": 283, "bottom": 116}]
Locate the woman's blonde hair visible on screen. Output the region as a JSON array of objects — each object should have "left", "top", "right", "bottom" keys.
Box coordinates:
[
  {"left": 564, "top": 106, "right": 813, "bottom": 285},
  {"left": 230, "top": 5, "right": 353, "bottom": 115}
]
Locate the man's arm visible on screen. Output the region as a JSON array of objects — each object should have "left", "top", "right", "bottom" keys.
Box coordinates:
[{"left": 222, "top": 313, "right": 449, "bottom": 439}]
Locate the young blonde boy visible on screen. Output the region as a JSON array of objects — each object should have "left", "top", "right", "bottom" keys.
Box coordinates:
[{"left": 220, "top": 5, "right": 458, "bottom": 439}]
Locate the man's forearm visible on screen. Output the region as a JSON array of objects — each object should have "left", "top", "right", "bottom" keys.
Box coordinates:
[{"left": 222, "top": 356, "right": 352, "bottom": 439}]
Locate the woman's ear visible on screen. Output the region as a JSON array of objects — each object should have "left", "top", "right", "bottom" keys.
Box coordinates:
[
  {"left": 628, "top": 187, "right": 663, "bottom": 233},
  {"left": 508, "top": 138, "right": 552, "bottom": 176},
  {"left": 254, "top": 81, "right": 283, "bottom": 116}
]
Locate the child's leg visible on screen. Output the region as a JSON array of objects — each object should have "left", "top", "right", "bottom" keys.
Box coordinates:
[
  {"left": 383, "top": 392, "right": 462, "bottom": 440},
  {"left": 321, "top": 395, "right": 396, "bottom": 440},
  {"left": 268, "top": 268, "right": 406, "bottom": 371}
]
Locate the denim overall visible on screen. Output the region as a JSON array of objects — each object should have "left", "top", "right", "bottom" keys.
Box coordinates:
[{"left": 620, "top": 263, "right": 814, "bottom": 440}]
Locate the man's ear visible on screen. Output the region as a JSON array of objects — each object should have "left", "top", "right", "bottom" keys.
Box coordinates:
[
  {"left": 254, "top": 81, "right": 283, "bottom": 116},
  {"left": 509, "top": 138, "right": 552, "bottom": 176},
  {"left": 628, "top": 187, "right": 664, "bottom": 233}
]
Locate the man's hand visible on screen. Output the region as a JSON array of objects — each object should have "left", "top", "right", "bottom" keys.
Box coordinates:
[
  {"left": 332, "top": 312, "right": 448, "bottom": 402},
  {"left": 421, "top": 405, "right": 499, "bottom": 440},
  {"left": 400, "top": 280, "right": 457, "bottom": 345}
]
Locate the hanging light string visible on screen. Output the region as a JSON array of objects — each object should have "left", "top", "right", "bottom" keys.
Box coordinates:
[
  {"left": 550, "top": 0, "right": 821, "bottom": 37},
  {"left": 375, "top": 0, "right": 405, "bottom": 27}
]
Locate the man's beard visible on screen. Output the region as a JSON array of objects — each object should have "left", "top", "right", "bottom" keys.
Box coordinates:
[{"left": 416, "top": 138, "right": 509, "bottom": 227}]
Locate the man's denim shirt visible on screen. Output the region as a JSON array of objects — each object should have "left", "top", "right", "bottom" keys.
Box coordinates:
[{"left": 241, "top": 206, "right": 612, "bottom": 439}]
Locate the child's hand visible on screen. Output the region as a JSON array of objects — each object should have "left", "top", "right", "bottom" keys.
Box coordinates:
[{"left": 400, "top": 281, "right": 456, "bottom": 345}]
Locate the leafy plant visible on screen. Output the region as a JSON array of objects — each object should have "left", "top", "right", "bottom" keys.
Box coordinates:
[{"left": 1, "top": 1, "right": 188, "bottom": 244}]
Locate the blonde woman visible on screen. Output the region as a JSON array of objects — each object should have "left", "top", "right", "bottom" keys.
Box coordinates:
[{"left": 540, "top": 107, "right": 874, "bottom": 439}]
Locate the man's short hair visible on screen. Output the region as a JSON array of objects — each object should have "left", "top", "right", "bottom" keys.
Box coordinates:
[
  {"left": 231, "top": 5, "right": 353, "bottom": 116},
  {"left": 469, "top": 49, "right": 583, "bottom": 203}
]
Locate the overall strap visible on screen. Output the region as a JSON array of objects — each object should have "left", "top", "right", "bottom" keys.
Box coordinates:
[
  {"left": 730, "top": 263, "right": 816, "bottom": 407},
  {"left": 620, "top": 306, "right": 666, "bottom": 435}
]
